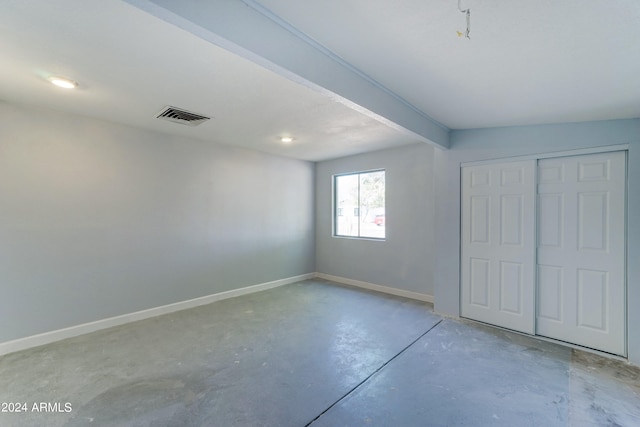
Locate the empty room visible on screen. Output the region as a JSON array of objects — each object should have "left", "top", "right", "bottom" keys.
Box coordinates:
[{"left": 1, "top": 1, "right": 639, "bottom": 426}]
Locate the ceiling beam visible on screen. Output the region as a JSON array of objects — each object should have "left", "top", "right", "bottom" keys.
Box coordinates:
[{"left": 125, "top": 0, "right": 450, "bottom": 149}]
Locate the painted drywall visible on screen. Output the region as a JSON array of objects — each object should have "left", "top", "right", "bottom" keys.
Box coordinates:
[
  {"left": 433, "top": 119, "right": 640, "bottom": 365},
  {"left": 315, "top": 143, "right": 435, "bottom": 297},
  {"left": 0, "top": 102, "right": 315, "bottom": 343}
]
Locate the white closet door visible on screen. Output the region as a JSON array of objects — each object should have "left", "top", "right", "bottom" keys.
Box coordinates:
[
  {"left": 537, "top": 152, "right": 626, "bottom": 355},
  {"left": 461, "top": 160, "right": 536, "bottom": 334}
]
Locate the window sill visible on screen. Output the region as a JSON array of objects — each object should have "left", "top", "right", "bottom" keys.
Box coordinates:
[{"left": 332, "top": 235, "right": 386, "bottom": 242}]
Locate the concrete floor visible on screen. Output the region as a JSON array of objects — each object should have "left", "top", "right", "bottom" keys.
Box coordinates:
[{"left": 0, "top": 279, "right": 638, "bottom": 426}]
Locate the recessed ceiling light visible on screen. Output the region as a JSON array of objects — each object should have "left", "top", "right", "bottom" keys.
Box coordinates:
[
  {"left": 280, "top": 136, "right": 293, "bottom": 143},
  {"left": 48, "top": 76, "right": 78, "bottom": 89}
]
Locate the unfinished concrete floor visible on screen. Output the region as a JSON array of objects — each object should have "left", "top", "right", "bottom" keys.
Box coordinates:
[{"left": 0, "top": 279, "right": 639, "bottom": 426}]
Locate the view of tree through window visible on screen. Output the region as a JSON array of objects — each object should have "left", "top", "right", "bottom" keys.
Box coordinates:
[{"left": 334, "top": 170, "right": 385, "bottom": 239}]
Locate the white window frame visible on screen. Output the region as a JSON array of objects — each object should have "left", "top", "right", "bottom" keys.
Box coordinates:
[{"left": 332, "top": 169, "right": 385, "bottom": 240}]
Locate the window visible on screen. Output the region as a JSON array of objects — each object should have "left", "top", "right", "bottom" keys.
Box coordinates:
[{"left": 334, "top": 169, "right": 385, "bottom": 239}]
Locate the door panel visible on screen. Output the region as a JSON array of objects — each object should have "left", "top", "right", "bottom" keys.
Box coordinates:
[
  {"left": 537, "top": 265, "right": 563, "bottom": 321},
  {"left": 470, "top": 258, "right": 490, "bottom": 307},
  {"left": 578, "top": 192, "right": 609, "bottom": 251},
  {"left": 461, "top": 160, "right": 536, "bottom": 334},
  {"left": 538, "top": 194, "right": 563, "bottom": 247},
  {"left": 499, "top": 261, "right": 523, "bottom": 313},
  {"left": 537, "top": 151, "right": 626, "bottom": 355},
  {"left": 470, "top": 196, "right": 491, "bottom": 243},
  {"left": 500, "top": 195, "right": 524, "bottom": 245},
  {"left": 577, "top": 269, "right": 608, "bottom": 331}
]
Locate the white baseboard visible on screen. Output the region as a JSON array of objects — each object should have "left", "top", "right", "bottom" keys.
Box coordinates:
[
  {"left": 0, "top": 273, "right": 314, "bottom": 357},
  {"left": 314, "top": 273, "right": 434, "bottom": 304}
]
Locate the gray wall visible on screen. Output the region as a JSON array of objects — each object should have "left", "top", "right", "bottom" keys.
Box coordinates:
[
  {"left": 4, "top": 100, "right": 638, "bottom": 365},
  {"left": 0, "top": 102, "right": 315, "bottom": 343},
  {"left": 315, "top": 143, "right": 436, "bottom": 297},
  {"left": 433, "top": 119, "right": 640, "bottom": 365}
]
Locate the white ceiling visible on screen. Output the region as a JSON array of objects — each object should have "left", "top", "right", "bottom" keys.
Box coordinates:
[
  {"left": 1, "top": 0, "right": 638, "bottom": 161},
  {"left": 257, "top": 0, "right": 640, "bottom": 129}
]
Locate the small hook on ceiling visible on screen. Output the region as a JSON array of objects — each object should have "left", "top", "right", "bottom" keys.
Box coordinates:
[{"left": 457, "top": 0, "right": 471, "bottom": 39}]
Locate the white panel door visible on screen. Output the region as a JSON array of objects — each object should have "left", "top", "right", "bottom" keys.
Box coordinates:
[
  {"left": 461, "top": 160, "right": 536, "bottom": 334},
  {"left": 537, "top": 151, "right": 626, "bottom": 355}
]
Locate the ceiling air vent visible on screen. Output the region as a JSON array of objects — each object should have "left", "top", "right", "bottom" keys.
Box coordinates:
[{"left": 156, "top": 106, "right": 210, "bottom": 127}]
